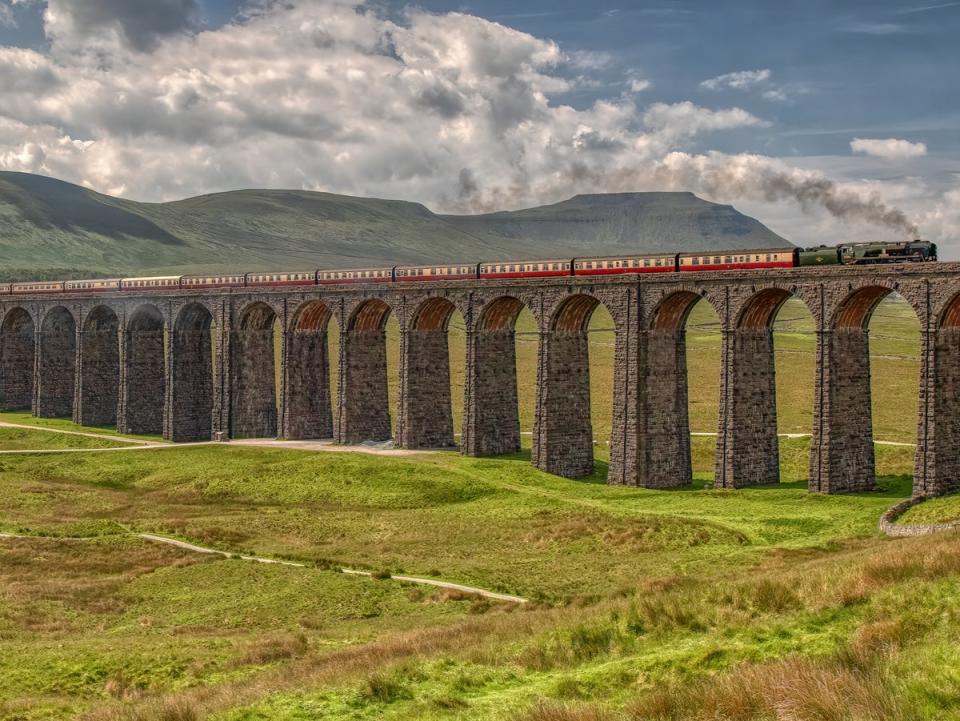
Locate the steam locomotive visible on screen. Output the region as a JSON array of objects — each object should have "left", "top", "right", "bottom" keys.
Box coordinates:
[{"left": 0, "top": 240, "right": 937, "bottom": 295}]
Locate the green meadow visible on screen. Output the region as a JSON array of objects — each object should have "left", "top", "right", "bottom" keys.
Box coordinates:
[{"left": 2, "top": 294, "right": 956, "bottom": 721}]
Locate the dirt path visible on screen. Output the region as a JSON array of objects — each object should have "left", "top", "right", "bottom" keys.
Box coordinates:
[
  {"left": 1, "top": 530, "right": 528, "bottom": 604},
  {"left": 689, "top": 431, "right": 915, "bottom": 447},
  {"left": 0, "top": 421, "right": 157, "bottom": 445}
]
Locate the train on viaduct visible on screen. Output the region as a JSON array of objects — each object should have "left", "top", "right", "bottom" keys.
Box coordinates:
[{"left": 1, "top": 261, "right": 959, "bottom": 498}]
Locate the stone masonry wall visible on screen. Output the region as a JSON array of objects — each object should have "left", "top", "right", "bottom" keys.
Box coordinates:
[
  {"left": 716, "top": 329, "right": 780, "bottom": 488},
  {"left": 337, "top": 329, "right": 391, "bottom": 443},
  {"left": 398, "top": 329, "right": 454, "bottom": 448},
  {"left": 35, "top": 323, "right": 76, "bottom": 418},
  {"left": 121, "top": 330, "right": 165, "bottom": 434},
  {"left": 914, "top": 328, "right": 960, "bottom": 496},
  {"left": 532, "top": 331, "right": 593, "bottom": 478},
  {"left": 78, "top": 329, "right": 119, "bottom": 426},
  {"left": 282, "top": 330, "right": 333, "bottom": 439},
  {"left": 0, "top": 324, "right": 34, "bottom": 411},
  {"left": 462, "top": 329, "right": 520, "bottom": 456},
  {"left": 170, "top": 330, "right": 213, "bottom": 441},
  {"left": 811, "top": 329, "right": 876, "bottom": 493},
  {"left": 640, "top": 329, "right": 693, "bottom": 488},
  {"left": 230, "top": 329, "right": 277, "bottom": 438}
]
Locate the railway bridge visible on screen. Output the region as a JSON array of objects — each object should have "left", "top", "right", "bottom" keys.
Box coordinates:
[{"left": 2, "top": 262, "right": 959, "bottom": 497}]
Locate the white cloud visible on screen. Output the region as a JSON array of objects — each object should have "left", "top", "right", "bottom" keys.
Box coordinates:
[
  {"left": 850, "top": 137, "right": 928, "bottom": 159},
  {"left": 0, "top": 0, "right": 934, "bottom": 243},
  {"left": 701, "top": 68, "right": 771, "bottom": 91}
]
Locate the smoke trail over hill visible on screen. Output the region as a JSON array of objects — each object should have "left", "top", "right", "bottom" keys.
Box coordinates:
[
  {"left": 650, "top": 153, "right": 919, "bottom": 236},
  {"left": 464, "top": 152, "right": 920, "bottom": 237}
]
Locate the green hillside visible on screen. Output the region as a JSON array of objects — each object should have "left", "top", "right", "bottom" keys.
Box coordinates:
[
  {"left": 442, "top": 191, "right": 790, "bottom": 252},
  {"left": 0, "top": 172, "right": 790, "bottom": 278}
]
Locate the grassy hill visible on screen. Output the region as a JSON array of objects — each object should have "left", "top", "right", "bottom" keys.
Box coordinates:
[
  {"left": 442, "top": 191, "right": 788, "bottom": 253},
  {"left": 0, "top": 172, "right": 790, "bottom": 278},
  {"left": 2, "top": 294, "right": 957, "bottom": 720}
]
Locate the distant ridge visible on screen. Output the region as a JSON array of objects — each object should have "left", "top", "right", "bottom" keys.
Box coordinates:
[{"left": 0, "top": 171, "right": 791, "bottom": 279}]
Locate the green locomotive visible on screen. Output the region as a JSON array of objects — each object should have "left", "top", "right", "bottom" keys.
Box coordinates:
[{"left": 798, "top": 240, "right": 937, "bottom": 266}]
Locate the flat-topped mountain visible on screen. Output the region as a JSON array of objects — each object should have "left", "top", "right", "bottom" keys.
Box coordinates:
[{"left": 0, "top": 171, "right": 790, "bottom": 279}]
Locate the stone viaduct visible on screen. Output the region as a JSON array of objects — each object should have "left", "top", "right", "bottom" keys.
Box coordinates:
[{"left": 1, "top": 262, "right": 959, "bottom": 497}]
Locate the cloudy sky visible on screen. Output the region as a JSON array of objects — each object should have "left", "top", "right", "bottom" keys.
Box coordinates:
[{"left": 1, "top": 0, "right": 958, "bottom": 252}]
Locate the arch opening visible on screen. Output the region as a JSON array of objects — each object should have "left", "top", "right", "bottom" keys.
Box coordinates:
[
  {"left": 400, "top": 297, "right": 464, "bottom": 449},
  {"left": 36, "top": 306, "right": 76, "bottom": 418},
  {"left": 78, "top": 305, "right": 120, "bottom": 426},
  {"left": 465, "top": 296, "right": 535, "bottom": 457},
  {"left": 533, "top": 293, "right": 609, "bottom": 479},
  {"left": 284, "top": 300, "right": 336, "bottom": 440},
  {"left": 122, "top": 304, "right": 166, "bottom": 435},
  {"left": 719, "top": 289, "right": 815, "bottom": 488},
  {"left": 338, "top": 298, "right": 395, "bottom": 443},
  {"left": 0, "top": 307, "right": 35, "bottom": 411},
  {"left": 642, "top": 292, "right": 720, "bottom": 488},
  {"left": 232, "top": 302, "right": 279, "bottom": 439},
  {"left": 815, "top": 286, "right": 919, "bottom": 493},
  {"left": 170, "top": 303, "right": 215, "bottom": 441}
]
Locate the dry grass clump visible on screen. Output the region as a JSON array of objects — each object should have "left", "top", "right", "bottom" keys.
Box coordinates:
[
  {"left": 236, "top": 632, "right": 309, "bottom": 666},
  {"left": 517, "top": 700, "right": 616, "bottom": 721},
  {"left": 628, "top": 656, "right": 907, "bottom": 721}
]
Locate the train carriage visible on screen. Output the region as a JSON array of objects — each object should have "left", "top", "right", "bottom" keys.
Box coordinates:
[
  {"left": 65, "top": 278, "right": 121, "bottom": 292},
  {"left": 120, "top": 276, "right": 182, "bottom": 290},
  {"left": 679, "top": 248, "right": 797, "bottom": 272},
  {"left": 317, "top": 268, "right": 394, "bottom": 284},
  {"left": 12, "top": 281, "right": 65, "bottom": 294},
  {"left": 181, "top": 274, "right": 246, "bottom": 289},
  {"left": 574, "top": 254, "right": 677, "bottom": 275},
  {"left": 245, "top": 271, "right": 316, "bottom": 287},
  {"left": 479, "top": 259, "right": 571, "bottom": 279},
  {"left": 0, "top": 283, "right": 12, "bottom": 295},
  {"left": 395, "top": 264, "right": 477, "bottom": 282}
]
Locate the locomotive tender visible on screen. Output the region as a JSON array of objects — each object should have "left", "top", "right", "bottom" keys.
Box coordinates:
[{"left": 0, "top": 240, "right": 936, "bottom": 295}]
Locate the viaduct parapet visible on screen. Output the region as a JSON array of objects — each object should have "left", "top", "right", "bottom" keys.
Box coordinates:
[{"left": 2, "top": 263, "right": 959, "bottom": 497}]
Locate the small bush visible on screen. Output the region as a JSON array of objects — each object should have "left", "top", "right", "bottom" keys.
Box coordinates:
[{"left": 361, "top": 673, "right": 410, "bottom": 704}]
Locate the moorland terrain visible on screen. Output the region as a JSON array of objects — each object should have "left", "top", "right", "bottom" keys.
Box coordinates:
[
  {"left": 3, "top": 294, "right": 960, "bottom": 721},
  {"left": 0, "top": 171, "right": 788, "bottom": 278}
]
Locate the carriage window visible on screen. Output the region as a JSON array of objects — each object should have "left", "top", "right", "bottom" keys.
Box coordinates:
[{"left": 692, "top": 258, "right": 699, "bottom": 266}]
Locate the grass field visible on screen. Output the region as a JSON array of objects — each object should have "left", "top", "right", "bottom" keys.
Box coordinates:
[{"left": 1, "top": 293, "right": 955, "bottom": 721}]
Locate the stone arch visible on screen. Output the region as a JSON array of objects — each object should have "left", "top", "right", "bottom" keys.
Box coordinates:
[
  {"left": 347, "top": 298, "right": 392, "bottom": 332},
  {"left": 533, "top": 293, "right": 613, "bottom": 478},
  {"left": 0, "top": 307, "right": 36, "bottom": 411},
  {"left": 78, "top": 305, "right": 120, "bottom": 426},
  {"left": 337, "top": 298, "right": 394, "bottom": 443},
  {"left": 812, "top": 284, "right": 920, "bottom": 493},
  {"left": 649, "top": 290, "right": 708, "bottom": 331},
  {"left": 121, "top": 304, "right": 166, "bottom": 434},
  {"left": 231, "top": 301, "right": 279, "bottom": 438},
  {"left": 283, "top": 300, "right": 335, "bottom": 440},
  {"left": 550, "top": 293, "right": 601, "bottom": 333},
  {"left": 716, "top": 287, "right": 816, "bottom": 489},
  {"left": 411, "top": 296, "right": 457, "bottom": 331},
  {"left": 832, "top": 285, "right": 896, "bottom": 329},
  {"left": 940, "top": 291, "right": 960, "bottom": 329},
  {"left": 398, "top": 297, "right": 464, "bottom": 449},
  {"left": 911, "top": 288, "right": 960, "bottom": 497},
  {"left": 477, "top": 296, "right": 526, "bottom": 332},
  {"left": 169, "top": 303, "right": 215, "bottom": 441},
  {"left": 463, "top": 295, "right": 536, "bottom": 457},
  {"left": 736, "top": 288, "right": 794, "bottom": 329},
  {"left": 639, "top": 290, "right": 721, "bottom": 488},
  {"left": 36, "top": 306, "right": 76, "bottom": 418}
]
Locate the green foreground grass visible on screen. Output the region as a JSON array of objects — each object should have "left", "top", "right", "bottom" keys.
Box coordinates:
[{"left": 1, "top": 294, "right": 956, "bottom": 721}]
